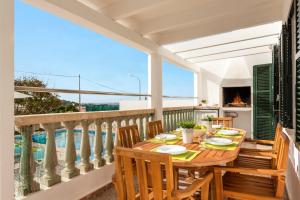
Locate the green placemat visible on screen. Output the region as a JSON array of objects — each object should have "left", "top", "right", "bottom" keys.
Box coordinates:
[
  {"left": 171, "top": 150, "right": 200, "bottom": 161},
  {"left": 151, "top": 148, "right": 200, "bottom": 161},
  {"left": 214, "top": 132, "right": 242, "bottom": 138},
  {"left": 200, "top": 141, "right": 239, "bottom": 151},
  {"left": 147, "top": 138, "right": 180, "bottom": 145}
]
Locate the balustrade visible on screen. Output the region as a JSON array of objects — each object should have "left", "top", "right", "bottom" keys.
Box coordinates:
[
  {"left": 14, "top": 107, "right": 197, "bottom": 197},
  {"left": 163, "top": 107, "right": 195, "bottom": 132},
  {"left": 14, "top": 109, "right": 154, "bottom": 197}
]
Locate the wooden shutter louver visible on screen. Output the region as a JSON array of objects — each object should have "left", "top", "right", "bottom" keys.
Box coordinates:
[
  {"left": 273, "top": 45, "right": 280, "bottom": 124},
  {"left": 280, "top": 25, "right": 293, "bottom": 128},
  {"left": 297, "top": 0, "right": 300, "bottom": 52},
  {"left": 296, "top": 58, "right": 300, "bottom": 142}
]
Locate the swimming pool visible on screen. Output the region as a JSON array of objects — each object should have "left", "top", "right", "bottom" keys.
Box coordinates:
[{"left": 15, "top": 129, "right": 115, "bottom": 161}]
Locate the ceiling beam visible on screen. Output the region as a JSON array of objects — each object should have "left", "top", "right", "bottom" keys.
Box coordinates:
[
  {"left": 24, "top": 0, "right": 198, "bottom": 72},
  {"left": 152, "top": 2, "right": 282, "bottom": 44},
  {"left": 139, "top": 0, "right": 258, "bottom": 35},
  {"left": 193, "top": 51, "right": 271, "bottom": 63},
  {"left": 174, "top": 33, "right": 279, "bottom": 53},
  {"left": 185, "top": 44, "right": 274, "bottom": 60},
  {"left": 100, "top": 0, "right": 166, "bottom": 20}
]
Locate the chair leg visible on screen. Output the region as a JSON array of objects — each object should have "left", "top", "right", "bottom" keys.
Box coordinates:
[
  {"left": 214, "top": 168, "right": 223, "bottom": 200},
  {"left": 174, "top": 167, "right": 179, "bottom": 189},
  {"left": 201, "top": 181, "right": 210, "bottom": 200},
  {"left": 275, "top": 175, "right": 285, "bottom": 198}
]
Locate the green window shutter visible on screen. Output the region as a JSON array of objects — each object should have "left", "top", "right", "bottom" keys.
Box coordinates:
[
  {"left": 279, "top": 24, "right": 293, "bottom": 128},
  {"left": 296, "top": 0, "right": 300, "bottom": 53},
  {"left": 296, "top": 58, "right": 300, "bottom": 142},
  {"left": 273, "top": 45, "right": 280, "bottom": 123},
  {"left": 253, "top": 64, "right": 275, "bottom": 139}
]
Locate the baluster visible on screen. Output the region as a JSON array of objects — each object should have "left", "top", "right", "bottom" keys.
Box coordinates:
[
  {"left": 172, "top": 111, "right": 176, "bottom": 130},
  {"left": 104, "top": 119, "right": 113, "bottom": 164},
  {"left": 164, "top": 112, "right": 170, "bottom": 132},
  {"left": 180, "top": 110, "right": 182, "bottom": 122},
  {"left": 94, "top": 120, "right": 105, "bottom": 168},
  {"left": 162, "top": 112, "right": 166, "bottom": 131},
  {"left": 115, "top": 119, "right": 121, "bottom": 146},
  {"left": 61, "top": 121, "right": 79, "bottom": 179},
  {"left": 175, "top": 111, "right": 179, "bottom": 128},
  {"left": 138, "top": 116, "right": 145, "bottom": 140},
  {"left": 185, "top": 110, "right": 188, "bottom": 121},
  {"left": 17, "top": 125, "right": 40, "bottom": 195},
  {"left": 124, "top": 118, "right": 130, "bottom": 126},
  {"left": 145, "top": 115, "right": 150, "bottom": 139},
  {"left": 132, "top": 117, "right": 137, "bottom": 125},
  {"left": 80, "top": 120, "right": 93, "bottom": 173},
  {"left": 41, "top": 123, "right": 61, "bottom": 187}
]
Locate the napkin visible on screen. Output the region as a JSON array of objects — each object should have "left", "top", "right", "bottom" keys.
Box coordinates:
[
  {"left": 171, "top": 150, "right": 200, "bottom": 161},
  {"left": 147, "top": 138, "right": 180, "bottom": 145},
  {"left": 151, "top": 148, "right": 200, "bottom": 161}
]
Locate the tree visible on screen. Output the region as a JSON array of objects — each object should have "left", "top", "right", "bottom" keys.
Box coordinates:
[{"left": 15, "top": 76, "right": 78, "bottom": 115}]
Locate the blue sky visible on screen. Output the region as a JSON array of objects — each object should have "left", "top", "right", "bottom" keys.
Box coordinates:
[{"left": 14, "top": 0, "right": 193, "bottom": 103}]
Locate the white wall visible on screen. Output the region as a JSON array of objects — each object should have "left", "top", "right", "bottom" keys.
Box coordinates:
[
  {"left": 198, "top": 54, "right": 272, "bottom": 105},
  {"left": 197, "top": 54, "right": 272, "bottom": 136},
  {"left": 24, "top": 164, "right": 115, "bottom": 200}
]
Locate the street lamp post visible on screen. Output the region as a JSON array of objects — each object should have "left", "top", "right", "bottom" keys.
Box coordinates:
[{"left": 128, "top": 73, "right": 141, "bottom": 100}]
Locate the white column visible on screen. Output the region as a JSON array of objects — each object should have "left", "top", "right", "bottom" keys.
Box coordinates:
[
  {"left": 148, "top": 53, "right": 163, "bottom": 120},
  {"left": 0, "top": 0, "right": 14, "bottom": 199},
  {"left": 194, "top": 71, "right": 202, "bottom": 106}
]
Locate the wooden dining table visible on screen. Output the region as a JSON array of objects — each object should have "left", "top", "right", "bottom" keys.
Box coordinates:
[{"left": 133, "top": 128, "right": 246, "bottom": 168}]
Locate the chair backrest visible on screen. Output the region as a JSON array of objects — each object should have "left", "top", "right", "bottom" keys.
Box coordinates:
[
  {"left": 117, "top": 125, "right": 141, "bottom": 148},
  {"left": 147, "top": 120, "right": 164, "bottom": 139},
  {"left": 212, "top": 117, "right": 233, "bottom": 128},
  {"left": 275, "top": 129, "right": 290, "bottom": 170},
  {"left": 273, "top": 123, "right": 283, "bottom": 152},
  {"left": 114, "top": 147, "right": 174, "bottom": 200}
]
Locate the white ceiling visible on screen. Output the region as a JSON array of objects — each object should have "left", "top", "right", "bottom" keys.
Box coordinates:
[
  {"left": 165, "top": 21, "right": 282, "bottom": 64},
  {"left": 26, "top": 0, "right": 284, "bottom": 70},
  {"left": 75, "top": 0, "right": 283, "bottom": 66},
  {"left": 77, "top": 0, "right": 283, "bottom": 44}
]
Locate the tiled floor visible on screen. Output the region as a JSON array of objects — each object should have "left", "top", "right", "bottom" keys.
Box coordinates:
[{"left": 94, "top": 186, "right": 117, "bottom": 200}]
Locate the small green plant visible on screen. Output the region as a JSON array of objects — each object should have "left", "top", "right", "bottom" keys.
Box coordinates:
[
  {"left": 202, "top": 115, "right": 214, "bottom": 121},
  {"left": 201, "top": 99, "right": 207, "bottom": 104},
  {"left": 177, "top": 121, "right": 195, "bottom": 129}
]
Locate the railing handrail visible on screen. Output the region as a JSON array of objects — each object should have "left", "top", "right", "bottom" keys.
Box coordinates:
[
  {"left": 163, "top": 106, "right": 196, "bottom": 111},
  {"left": 15, "top": 86, "right": 197, "bottom": 99},
  {"left": 15, "top": 108, "right": 155, "bottom": 126}
]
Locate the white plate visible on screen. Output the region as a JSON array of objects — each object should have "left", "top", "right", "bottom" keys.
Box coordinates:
[
  {"left": 217, "top": 129, "right": 239, "bottom": 135},
  {"left": 212, "top": 124, "right": 223, "bottom": 129},
  {"left": 155, "top": 134, "right": 177, "bottom": 141},
  {"left": 205, "top": 137, "right": 233, "bottom": 146},
  {"left": 155, "top": 145, "right": 187, "bottom": 155}
]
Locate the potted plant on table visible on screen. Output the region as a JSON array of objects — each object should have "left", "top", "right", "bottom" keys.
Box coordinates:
[
  {"left": 201, "top": 115, "right": 214, "bottom": 132},
  {"left": 177, "top": 121, "right": 195, "bottom": 144},
  {"left": 201, "top": 99, "right": 207, "bottom": 106}
]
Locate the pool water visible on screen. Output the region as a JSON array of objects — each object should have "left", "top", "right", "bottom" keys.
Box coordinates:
[{"left": 15, "top": 129, "right": 115, "bottom": 161}]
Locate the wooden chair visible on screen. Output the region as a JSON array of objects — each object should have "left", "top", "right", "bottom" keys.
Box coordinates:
[
  {"left": 212, "top": 117, "right": 233, "bottom": 128},
  {"left": 214, "top": 129, "right": 290, "bottom": 200},
  {"left": 117, "top": 125, "right": 141, "bottom": 148},
  {"left": 147, "top": 120, "right": 164, "bottom": 139},
  {"left": 233, "top": 124, "right": 283, "bottom": 170},
  {"left": 113, "top": 146, "right": 213, "bottom": 200},
  {"left": 240, "top": 123, "right": 282, "bottom": 155}
]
